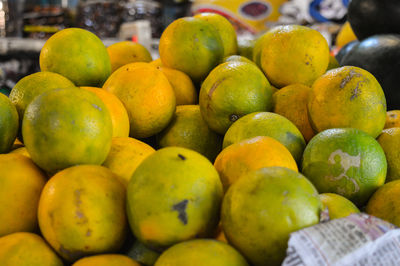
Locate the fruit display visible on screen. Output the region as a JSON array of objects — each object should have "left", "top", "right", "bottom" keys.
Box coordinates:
[{"left": 1, "top": 4, "right": 400, "bottom": 265}]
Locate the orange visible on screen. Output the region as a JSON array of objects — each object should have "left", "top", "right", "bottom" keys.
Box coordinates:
[
  {"left": 252, "top": 33, "right": 268, "bottom": 68},
  {"left": 223, "top": 112, "right": 306, "bottom": 163},
  {"left": 127, "top": 147, "right": 223, "bottom": 250},
  {"left": 159, "top": 17, "right": 223, "bottom": 81},
  {"left": 40, "top": 28, "right": 111, "bottom": 87},
  {"left": 10, "top": 146, "right": 30, "bottom": 158},
  {"left": 107, "top": 41, "right": 152, "bottom": 73},
  {"left": 335, "top": 21, "right": 357, "bottom": 48},
  {"left": 157, "top": 105, "right": 223, "bottom": 162},
  {"left": 320, "top": 193, "right": 360, "bottom": 220},
  {"left": 150, "top": 58, "right": 163, "bottom": 67},
  {"left": 237, "top": 38, "right": 255, "bottom": 61},
  {"left": 124, "top": 239, "right": 161, "bottom": 266},
  {"left": 327, "top": 54, "right": 340, "bottom": 70},
  {"left": 308, "top": 66, "right": 387, "bottom": 138},
  {"left": 199, "top": 61, "right": 273, "bottom": 134},
  {"left": 81, "top": 86, "right": 130, "bottom": 137},
  {"left": 377, "top": 128, "right": 400, "bottom": 181},
  {"left": 222, "top": 55, "right": 254, "bottom": 65},
  {"left": 73, "top": 254, "right": 140, "bottom": 266},
  {"left": 384, "top": 110, "right": 400, "bottom": 129},
  {"left": 22, "top": 87, "right": 113, "bottom": 174},
  {"left": 366, "top": 179, "right": 400, "bottom": 227},
  {"left": 156, "top": 66, "right": 197, "bottom": 105},
  {"left": 302, "top": 128, "right": 387, "bottom": 206},
  {"left": 0, "top": 93, "right": 18, "bottom": 154},
  {"left": 222, "top": 167, "right": 321, "bottom": 266},
  {"left": 214, "top": 136, "right": 298, "bottom": 191},
  {"left": 273, "top": 84, "right": 315, "bottom": 142},
  {"left": 260, "top": 25, "right": 330, "bottom": 88},
  {"left": 9, "top": 71, "right": 74, "bottom": 125},
  {"left": 0, "top": 154, "right": 46, "bottom": 237},
  {"left": 0, "top": 232, "right": 63, "bottom": 266},
  {"left": 38, "top": 165, "right": 127, "bottom": 262},
  {"left": 154, "top": 239, "right": 248, "bottom": 266},
  {"left": 194, "top": 12, "right": 238, "bottom": 57},
  {"left": 103, "top": 62, "right": 176, "bottom": 138},
  {"left": 102, "top": 137, "right": 155, "bottom": 187}
]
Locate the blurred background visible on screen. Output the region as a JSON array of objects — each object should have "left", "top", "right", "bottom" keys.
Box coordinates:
[{"left": 0, "top": 0, "right": 350, "bottom": 95}]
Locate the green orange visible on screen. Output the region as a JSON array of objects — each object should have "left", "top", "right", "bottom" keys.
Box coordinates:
[
  {"left": 223, "top": 112, "right": 306, "bottom": 163},
  {"left": 155, "top": 239, "right": 248, "bottom": 266},
  {"left": 40, "top": 28, "right": 111, "bottom": 87},
  {"left": 308, "top": 66, "right": 386, "bottom": 138},
  {"left": 222, "top": 167, "right": 321, "bottom": 266},
  {"left": 127, "top": 147, "right": 223, "bottom": 250},
  {"left": 22, "top": 87, "right": 112, "bottom": 174},
  {"left": 159, "top": 17, "right": 223, "bottom": 81},
  {"left": 107, "top": 41, "right": 152, "bottom": 73},
  {"left": 199, "top": 61, "right": 273, "bottom": 134},
  {"left": 157, "top": 105, "right": 223, "bottom": 162},
  {"left": 302, "top": 128, "right": 387, "bottom": 206},
  {"left": 73, "top": 254, "right": 140, "bottom": 266},
  {"left": 0, "top": 93, "right": 18, "bottom": 154},
  {"left": 377, "top": 128, "right": 400, "bottom": 181},
  {"left": 320, "top": 193, "right": 360, "bottom": 220}
]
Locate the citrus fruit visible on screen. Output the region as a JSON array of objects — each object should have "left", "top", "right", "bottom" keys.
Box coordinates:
[
  {"left": 22, "top": 87, "right": 112, "bottom": 174},
  {"left": 11, "top": 138, "right": 23, "bottom": 150},
  {"left": 199, "top": 61, "right": 273, "bottom": 134},
  {"left": 107, "top": 41, "right": 152, "bottom": 73},
  {"left": 327, "top": 55, "right": 340, "bottom": 70},
  {"left": 347, "top": 0, "right": 400, "bottom": 40},
  {"left": 0, "top": 232, "right": 63, "bottom": 266},
  {"left": 103, "top": 62, "right": 176, "bottom": 138},
  {"left": 214, "top": 136, "right": 298, "bottom": 191},
  {"left": 335, "top": 21, "right": 357, "bottom": 48},
  {"left": 0, "top": 93, "right": 18, "bottom": 154},
  {"left": 222, "top": 167, "right": 321, "bottom": 266},
  {"left": 252, "top": 33, "right": 267, "bottom": 68},
  {"left": 156, "top": 66, "right": 197, "bottom": 105},
  {"left": 319, "top": 193, "right": 360, "bottom": 220},
  {"left": 102, "top": 137, "right": 155, "bottom": 187},
  {"left": 340, "top": 35, "right": 400, "bottom": 110},
  {"left": 10, "top": 146, "right": 30, "bottom": 158},
  {"left": 157, "top": 105, "right": 223, "bottom": 162},
  {"left": 40, "top": 28, "right": 111, "bottom": 87},
  {"left": 38, "top": 165, "right": 127, "bottom": 262},
  {"left": 127, "top": 147, "right": 223, "bottom": 250},
  {"left": 73, "top": 254, "right": 140, "bottom": 266},
  {"left": 159, "top": 17, "right": 223, "bottom": 81},
  {"left": 308, "top": 66, "right": 387, "bottom": 138},
  {"left": 194, "top": 12, "right": 238, "bottom": 57},
  {"left": 366, "top": 180, "right": 400, "bottom": 227},
  {"left": 273, "top": 84, "right": 315, "bottom": 142},
  {"left": 9, "top": 71, "right": 74, "bottom": 124},
  {"left": 150, "top": 58, "right": 163, "bottom": 67},
  {"left": 0, "top": 154, "right": 46, "bottom": 237},
  {"left": 302, "top": 128, "right": 387, "bottom": 206},
  {"left": 223, "top": 112, "right": 306, "bottom": 163},
  {"left": 81, "top": 86, "right": 130, "bottom": 137},
  {"left": 123, "top": 239, "right": 161, "bottom": 266},
  {"left": 377, "top": 128, "right": 400, "bottom": 182},
  {"left": 237, "top": 38, "right": 255, "bottom": 61},
  {"left": 154, "top": 239, "right": 249, "bottom": 266},
  {"left": 385, "top": 110, "right": 400, "bottom": 129},
  {"left": 260, "top": 25, "right": 330, "bottom": 88},
  {"left": 222, "top": 55, "right": 254, "bottom": 65}
]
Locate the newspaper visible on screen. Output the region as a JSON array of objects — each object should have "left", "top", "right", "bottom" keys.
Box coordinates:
[{"left": 283, "top": 213, "right": 400, "bottom": 266}]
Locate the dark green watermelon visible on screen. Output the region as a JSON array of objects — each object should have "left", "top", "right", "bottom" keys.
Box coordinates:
[
  {"left": 348, "top": 0, "right": 400, "bottom": 40},
  {"left": 340, "top": 34, "right": 400, "bottom": 110},
  {"left": 335, "top": 40, "right": 359, "bottom": 64}
]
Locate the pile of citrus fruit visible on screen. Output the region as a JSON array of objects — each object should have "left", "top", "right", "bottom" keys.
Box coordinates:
[{"left": 1, "top": 9, "right": 400, "bottom": 266}]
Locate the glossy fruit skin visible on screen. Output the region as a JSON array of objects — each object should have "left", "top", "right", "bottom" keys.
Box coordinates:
[
  {"left": 335, "top": 40, "right": 359, "bottom": 64},
  {"left": 154, "top": 239, "right": 249, "bottom": 266},
  {"left": 348, "top": 0, "right": 400, "bottom": 40},
  {"left": 340, "top": 34, "right": 400, "bottom": 110},
  {"left": 320, "top": 193, "right": 360, "bottom": 220},
  {"left": 302, "top": 128, "right": 387, "bottom": 206},
  {"left": 22, "top": 87, "right": 113, "bottom": 174},
  {"left": 377, "top": 128, "right": 400, "bottom": 182},
  {"left": 0, "top": 93, "right": 18, "bottom": 154},
  {"left": 40, "top": 28, "right": 111, "bottom": 87},
  {"left": 221, "top": 167, "right": 321, "bottom": 266},
  {"left": 72, "top": 254, "right": 140, "bottom": 266}
]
